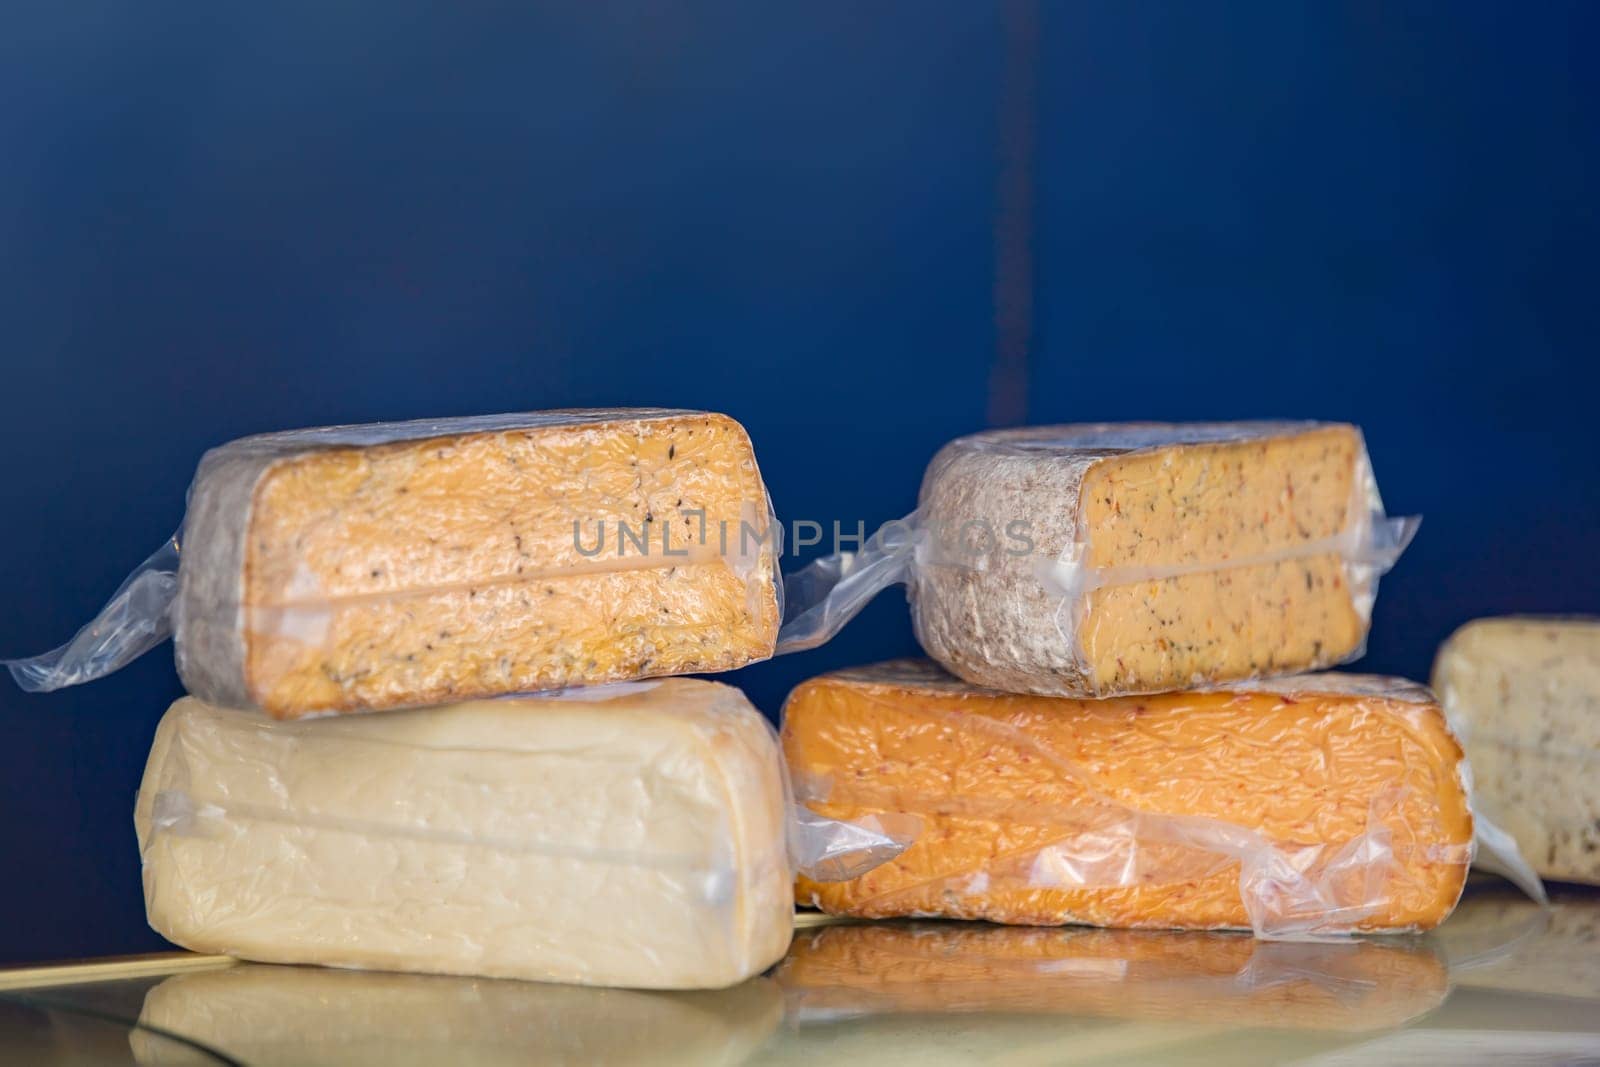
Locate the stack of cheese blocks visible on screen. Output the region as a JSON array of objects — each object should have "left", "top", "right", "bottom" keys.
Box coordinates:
[
  {"left": 136, "top": 410, "right": 798, "bottom": 989},
  {"left": 782, "top": 423, "right": 1478, "bottom": 937},
  {"left": 103, "top": 414, "right": 1542, "bottom": 990}
]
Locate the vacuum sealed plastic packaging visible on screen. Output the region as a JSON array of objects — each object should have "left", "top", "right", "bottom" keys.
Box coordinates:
[
  {"left": 9, "top": 410, "right": 782, "bottom": 717},
  {"left": 780, "top": 422, "right": 1417, "bottom": 698},
  {"left": 135, "top": 679, "right": 901, "bottom": 989},
  {"left": 1432, "top": 616, "right": 1600, "bottom": 885},
  {"left": 134, "top": 964, "right": 781, "bottom": 1067},
  {"left": 783, "top": 661, "right": 1475, "bottom": 937}
]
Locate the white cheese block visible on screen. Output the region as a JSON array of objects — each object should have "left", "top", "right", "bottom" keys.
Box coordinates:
[
  {"left": 1432, "top": 616, "right": 1600, "bottom": 885},
  {"left": 133, "top": 679, "right": 793, "bottom": 989}
]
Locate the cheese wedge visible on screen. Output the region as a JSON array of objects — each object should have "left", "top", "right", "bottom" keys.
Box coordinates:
[
  {"left": 784, "top": 662, "right": 1472, "bottom": 933},
  {"left": 134, "top": 680, "right": 792, "bottom": 989},
  {"left": 777, "top": 922, "right": 1449, "bottom": 1032},
  {"left": 177, "top": 409, "right": 779, "bottom": 717},
  {"left": 133, "top": 964, "right": 781, "bottom": 1066},
  {"left": 1432, "top": 617, "right": 1600, "bottom": 885},
  {"left": 912, "top": 422, "right": 1402, "bottom": 697}
]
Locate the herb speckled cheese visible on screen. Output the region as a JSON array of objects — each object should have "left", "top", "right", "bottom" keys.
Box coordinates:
[
  {"left": 134, "top": 680, "right": 793, "bottom": 989},
  {"left": 912, "top": 422, "right": 1396, "bottom": 697},
  {"left": 1431, "top": 616, "right": 1600, "bottom": 885},
  {"left": 784, "top": 661, "right": 1471, "bottom": 933},
  {"left": 177, "top": 409, "right": 780, "bottom": 718}
]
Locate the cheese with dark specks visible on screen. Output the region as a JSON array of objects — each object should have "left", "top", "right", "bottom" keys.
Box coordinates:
[
  {"left": 1432, "top": 616, "right": 1600, "bottom": 885},
  {"left": 175, "top": 409, "right": 779, "bottom": 718},
  {"left": 911, "top": 422, "right": 1394, "bottom": 697}
]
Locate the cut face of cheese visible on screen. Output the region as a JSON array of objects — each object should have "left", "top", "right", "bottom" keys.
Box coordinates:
[
  {"left": 176, "top": 409, "right": 780, "bottom": 718},
  {"left": 133, "top": 964, "right": 782, "bottom": 1066},
  {"left": 1432, "top": 617, "right": 1600, "bottom": 885},
  {"left": 784, "top": 661, "right": 1471, "bottom": 934},
  {"left": 911, "top": 422, "right": 1407, "bottom": 697},
  {"left": 777, "top": 922, "right": 1449, "bottom": 1032},
  {"left": 134, "top": 680, "right": 793, "bottom": 989}
]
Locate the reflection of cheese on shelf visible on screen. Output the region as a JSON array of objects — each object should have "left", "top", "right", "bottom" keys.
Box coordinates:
[
  {"left": 1432, "top": 617, "right": 1600, "bottom": 885},
  {"left": 914, "top": 422, "right": 1386, "bottom": 697},
  {"left": 135, "top": 680, "right": 792, "bottom": 989},
  {"left": 784, "top": 661, "right": 1471, "bottom": 932},
  {"left": 777, "top": 922, "right": 1448, "bottom": 1032},
  {"left": 178, "top": 409, "right": 780, "bottom": 718},
  {"left": 133, "top": 964, "right": 782, "bottom": 1067}
]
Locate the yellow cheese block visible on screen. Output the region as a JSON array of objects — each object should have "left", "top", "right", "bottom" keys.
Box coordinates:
[
  {"left": 1432, "top": 616, "right": 1600, "bottom": 885},
  {"left": 784, "top": 661, "right": 1472, "bottom": 934},
  {"left": 176, "top": 409, "right": 780, "bottom": 717},
  {"left": 912, "top": 422, "right": 1403, "bottom": 697},
  {"left": 777, "top": 922, "right": 1449, "bottom": 1032},
  {"left": 135, "top": 680, "right": 793, "bottom": 989}
]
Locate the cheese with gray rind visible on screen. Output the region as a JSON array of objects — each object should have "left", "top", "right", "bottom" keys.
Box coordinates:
[{"left": 911, "top": 422, "right": 1394, "bottom": 697}]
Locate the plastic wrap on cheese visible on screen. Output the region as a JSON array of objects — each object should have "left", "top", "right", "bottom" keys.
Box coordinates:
[
  {"left": 9, "top": 409, "right": 782, "bottom": 717},
  {"left": 134, "top": 679, "right": 796, "bottom": 990},
  {"left": 776, "top": 922, "right": 1450, "bottom": 1032},
  {"left": 783, "top": 661, "right": 1474, "bottom": 938},
  {"left": 1433, "top": 616, "right": 1600, "bottom": 886},
  {"left": 779, "top": 422, "right": 1416, "bottom": 698},
  {"left": 133, "top": 963, "right": 781, "bottom": 1066}
]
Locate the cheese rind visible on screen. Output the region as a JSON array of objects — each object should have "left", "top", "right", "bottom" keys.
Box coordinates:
[
  {"left": 784, "top": 661, "right": 1471, "bottom": 933},
  {"left": 911, "top": 422, "right": 1397, "bottom": 697},
  {"left": 134, "top": 964, "right": 782, "bottom": 1066},
  {"left": 777, "top": 922, "right": 1449, "bottom": 1032},
  {"left": 134, "top": 680, "right": 792, "bottom": 989},
  {"left": 1431, "top": 616, "right": 1600, "bottom": 885},
  {"left": 176, "top": 409, "right": 780, "bottom": 718}
]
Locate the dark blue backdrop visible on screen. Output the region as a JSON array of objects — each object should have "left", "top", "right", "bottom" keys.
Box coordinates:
[{"left": 1, "top": 2, "right": 1595, "bottom": 963}]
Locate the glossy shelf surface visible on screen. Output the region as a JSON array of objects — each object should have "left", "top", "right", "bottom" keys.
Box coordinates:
[{"left": 2, "top": 880, "right": 1595, "bottom": 1065}]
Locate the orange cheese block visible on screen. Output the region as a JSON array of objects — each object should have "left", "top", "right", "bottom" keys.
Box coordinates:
[
  {"left": 777, "top": 922, "right": 1449, "bottom": 1032},
  {"left": 913, "top": 422, "right": 1407, "bottom": 697},
  {"left": 784, "top": 661, "right": 1472, "bottom": 934},
  {"left": 176, "top": 409, "right": 780, "bottom": 717}
]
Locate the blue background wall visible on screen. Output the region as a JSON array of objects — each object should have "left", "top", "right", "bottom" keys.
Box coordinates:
[{"left": 0, "top": 2, "right": 1594, "bottom": 962}]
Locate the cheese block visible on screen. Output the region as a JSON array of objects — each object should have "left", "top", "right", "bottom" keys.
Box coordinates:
[
  {"left": 134, "top": 679, "right": 793, "bottom": 989},
  {"left": 132, "top": 964, "right": 782, "bottom": 1066},
  {"left": 171, "top": 409, "right": 779, "bottom": 717},
  {"left": 784, "top": 661, "right": 1472, "bottom": 934},
  {"left": 1431, "top": 617, "right": 1600, "bottom": 885},
  {"left": 911, "top": 422, "right": 1408, "bottom": 697},
  {"left": 777, "top": 922, "right": 1449, "bottom": 1032}
]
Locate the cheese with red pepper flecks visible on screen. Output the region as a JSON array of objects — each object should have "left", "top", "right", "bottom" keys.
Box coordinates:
[{"left": 784, "top": 661, "right": 1472, "bottom": 933}]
